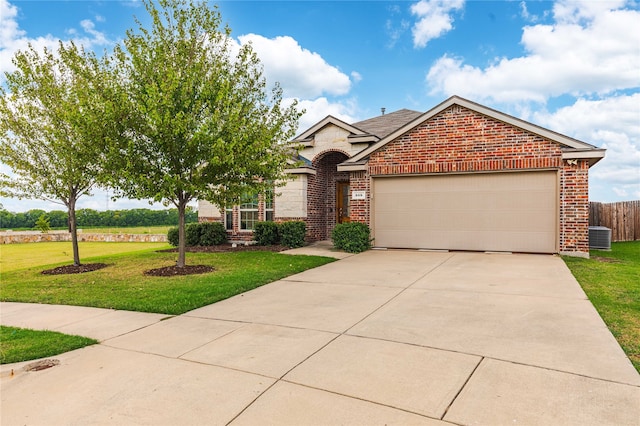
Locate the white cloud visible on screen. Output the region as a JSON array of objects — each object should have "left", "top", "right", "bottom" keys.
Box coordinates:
[
  {"left": 385, "top": 4, "right": 411, "bottom": 49},
  {"left": 426, "top": 0, "right": 640, "bottom": 103},
  {"left": 286, "top": 97, "right": 359, "bottom": 132},
  {"left": 237, "top": 34, "right": 353, "bottom": 99},
  {"left": 0, "top": 0, "right": 111, "bottom": 83},
  {"left": 552, "top": 0, "right": 628, "bottom": 24},
  {"left": 0, "top": 0, "right": 20, "bottom": 42},
  {"left": 533, "top": 94, "right": 640, "bottom": 202},
  {"left": 80, "top": 19, "right": 108, "bottom": 45},
  {"left": 520, "top": 1, "right": 537, "bottom": 23},
  {"left": 410, "top": 0, "right": 464, "bottom": 48}
]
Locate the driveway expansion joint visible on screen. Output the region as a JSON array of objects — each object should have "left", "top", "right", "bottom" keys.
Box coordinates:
[{"left": 441, "top": 356, "right": 485, "bottom": 420}]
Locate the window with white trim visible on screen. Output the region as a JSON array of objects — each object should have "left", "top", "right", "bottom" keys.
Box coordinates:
[
  {"left": 240, "top": 193, "right": 259, "bottom": 230},
  {"left": 265, "top": 188, "right": 274, "bottom": 221},
  {"left": 225, "top": 207, "right": 233, "bottom": 231}
]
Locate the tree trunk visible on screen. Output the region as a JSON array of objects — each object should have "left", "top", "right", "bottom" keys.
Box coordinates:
[
  {"left": 68, "top": 199, "right": 81, "bottom": 266},
  {"left": 177, "top": 201, "right": 187, "bottom": 268}
]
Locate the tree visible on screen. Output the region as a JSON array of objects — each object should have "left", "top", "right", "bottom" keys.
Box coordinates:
[
  {"left": 48, "top": 210, "right": 68, "bottom": 228},
  {"left": 35, "top": 214, "right": 50, "bottom": 233},
  {"left": 104, "top": 0, "right": 301, "bottom": 267},
  {"left": 0, "top": 42, "right": 110, "bottom": 266}
]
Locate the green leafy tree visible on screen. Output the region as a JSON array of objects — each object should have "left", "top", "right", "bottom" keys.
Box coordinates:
[
  {"left": 35, "top": 214, "right": 50, "bottom": 233},
  {"left": 47, "top": 210, "right": 68, "bottom": 228},
  {"left": 104, "top": 0, "right": 301, "bottom": 267},
  {"left": 0, "top": 42, "right": 110, "bottom": 266}
]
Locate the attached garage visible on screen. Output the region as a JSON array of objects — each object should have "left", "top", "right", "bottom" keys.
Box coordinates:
[
  {"left": 372, "top": 171, "right": 558, "bottom": 253},
  {"left": 339, "top": 96, "right": 606, "bottom": 257}
]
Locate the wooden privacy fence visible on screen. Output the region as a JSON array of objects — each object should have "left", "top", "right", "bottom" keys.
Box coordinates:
[{"left": 589, "top": 201, "right": 640, "bottom": 242}]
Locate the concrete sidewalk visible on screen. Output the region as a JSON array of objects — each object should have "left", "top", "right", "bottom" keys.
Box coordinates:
[{"left": 2, "top": 250, "right": 639, "bottom": 425}]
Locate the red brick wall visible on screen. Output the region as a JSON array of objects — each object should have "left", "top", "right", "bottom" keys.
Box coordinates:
[
  {"left": 560, "top": 160, "right": 590, "bottom": 253},
  {"left": 364, "top": 104, "right": 589, "bottom": 255},
  {"left": 349, "top": 171, "right": 370, "bottom": 224},
  {"left": 369, "top": 105, "right": 563, "bottom": 175},
  {"left": 306, "top": 150, "right": 350, "bottom": 241}
]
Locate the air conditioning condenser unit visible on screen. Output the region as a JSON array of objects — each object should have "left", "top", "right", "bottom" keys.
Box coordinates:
[{"left": 589, "top": 226, "right": 611, "bottom": 250}]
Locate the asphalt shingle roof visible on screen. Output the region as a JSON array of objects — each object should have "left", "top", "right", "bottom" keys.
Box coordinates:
[{"left": 351, "top": 109, "right": 422, "bottom": 139}]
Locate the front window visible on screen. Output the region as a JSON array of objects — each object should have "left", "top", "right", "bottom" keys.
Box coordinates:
[
  {"left": 240, "top": 193, "right": 259, "bottom": 230},
  {"left": 265, "top": 188, "right": 274, "bottom": 221},
  {"left": 225, "top": 208, "right": 233, "bottom": 231}
]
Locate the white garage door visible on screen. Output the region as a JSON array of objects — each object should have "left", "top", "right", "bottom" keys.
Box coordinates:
[{"left": 372, "top": 171, "right": 558, "bottom": 253}]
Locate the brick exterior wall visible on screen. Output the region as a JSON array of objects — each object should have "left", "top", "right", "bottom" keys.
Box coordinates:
[
  {"left": 306, "top": 150, "right": 350, "bottom": 241},
  {"left": 559, "top": 160, "right": 590, "bottom": 254},
  {"left": 349, "top": 171, "right": 370, "bottom": 224},
  {"left": 361, "top": 105, "right": 589, "bottom": 255},
  {"left": 368, "top": 105, "right": 563, "bottom": 175},
  {"left": 198, "top": 104, "right": 592, "bottom": 255}
]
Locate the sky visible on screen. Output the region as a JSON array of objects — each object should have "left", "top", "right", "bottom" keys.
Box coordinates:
[{"left": 1, "top": 0, "right": 639, "bottom": 212}]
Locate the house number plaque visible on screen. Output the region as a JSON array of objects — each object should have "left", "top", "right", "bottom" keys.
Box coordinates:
[{"left": 351, "top": 191, "right": 366, "bottom": 200}]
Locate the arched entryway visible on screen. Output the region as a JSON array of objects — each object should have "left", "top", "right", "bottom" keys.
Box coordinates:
[{"left": 307, "top": 151, "right": 350, "bottom": 241}]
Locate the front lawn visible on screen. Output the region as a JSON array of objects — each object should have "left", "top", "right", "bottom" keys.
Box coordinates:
[
  {"left": 1, "top": 241, "right": 170, "bottom": 273},
  {"left": 0, "top": 248, "right": 335, "bottom": 315},
  {"left": 563, "top": 241, "right": 640, "bottom": 372},
  {"left": 0, "top": 326, "right": 98, "bottom": 364}
]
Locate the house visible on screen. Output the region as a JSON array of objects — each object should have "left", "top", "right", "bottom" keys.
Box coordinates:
[{"left": 199, "top": 96, "right": 605, "bottom": 257}]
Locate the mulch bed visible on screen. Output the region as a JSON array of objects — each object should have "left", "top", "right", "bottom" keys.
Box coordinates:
[
  {"left": 158, "top": 244, "right": 288, "bottom": 253},
  {"left": 147, "top": 244, "right": 288, "bottom": 276},
  {"left": 144, "top": 264, "right": 215, "bottom": 276},
  {"left": 41, "top": 263, "right": 109, "bottom": 275}
]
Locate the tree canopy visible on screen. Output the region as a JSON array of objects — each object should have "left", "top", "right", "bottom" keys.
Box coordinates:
[
  {"left": 103, "top": 0, "right": 301, "bottom": 267},
  {"left": 0, "top": 42, "right": 110, "bottom": 266}
]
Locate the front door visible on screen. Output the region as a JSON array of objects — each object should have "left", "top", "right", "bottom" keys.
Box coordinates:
[{"left": 336, "top": 182, "right": 350, "bottom": 224}]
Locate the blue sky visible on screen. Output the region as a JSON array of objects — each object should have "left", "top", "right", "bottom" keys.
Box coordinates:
[{"left": 1, "top": 0, "right": 639, "bottom": 212}]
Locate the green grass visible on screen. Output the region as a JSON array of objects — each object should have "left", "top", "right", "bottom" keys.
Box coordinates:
[
  {"left": 0, "top": 326, "right": 98, "bottom": 364},
  {"left": 563, "top": 241, "right": 640, "bottom": 372},
  {"left": 0, "top": 241, "right": 170, "bottom": 273},
  {"left": 0, "top": 248, "right": 335, "bottom": 315}
]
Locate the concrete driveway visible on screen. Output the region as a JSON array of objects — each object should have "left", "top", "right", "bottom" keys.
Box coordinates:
[{"left": 2, "top": 250, "right": 639, "bottom": 425}]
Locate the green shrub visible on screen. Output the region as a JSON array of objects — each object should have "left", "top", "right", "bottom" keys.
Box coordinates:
[
  {"left": 167, "top": 227, "right": 179, "bottom": 246},
  {"left": 332, "top": 222, "right": 371, "bottom": 253},
  {"left": 200, "top": 222, "right": 227, "bottom": 246},
  {"left": 279, "top": 221, "right": 306, "bottom": 248},
  {"left": 185, "top": 223, "right": 202, "bottom": 246},
  {"left": 168, "top": 223, "right": 227, "bottom": 247},
  {"left": 254, "top": 221, "right": 280, "bottom": 245}
]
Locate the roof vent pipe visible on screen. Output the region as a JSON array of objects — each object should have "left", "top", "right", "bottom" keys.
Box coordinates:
[{"left": 381, "top": 107, "right": 386, "bottom": 115}]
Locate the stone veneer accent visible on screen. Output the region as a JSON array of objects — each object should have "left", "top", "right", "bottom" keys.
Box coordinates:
[
  {"left": 276, "top": 175, "right": 307, "bottom": 218},
  {"left": 1, "top": 231, "right": 167, "bottom": 244}
]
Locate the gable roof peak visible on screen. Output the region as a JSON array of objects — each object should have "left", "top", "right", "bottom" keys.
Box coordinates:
[{"left": 343, "top": 95, "right": 605, "bottom": 167}]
